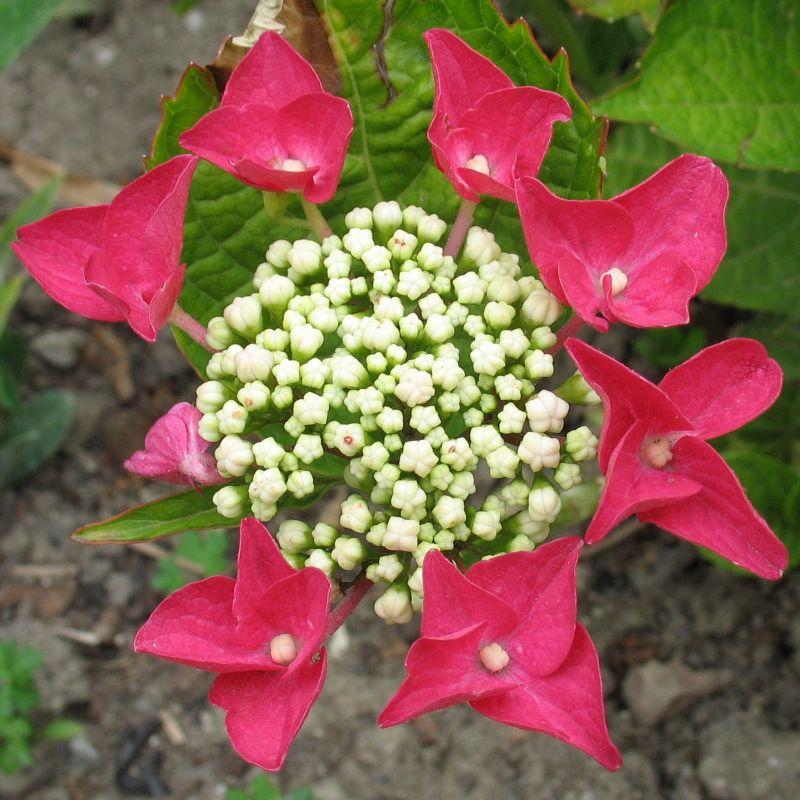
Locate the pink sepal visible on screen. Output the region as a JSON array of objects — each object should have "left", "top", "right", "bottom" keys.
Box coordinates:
[{"left": 124, "top": 402, "right": 223, "bottom": 487}]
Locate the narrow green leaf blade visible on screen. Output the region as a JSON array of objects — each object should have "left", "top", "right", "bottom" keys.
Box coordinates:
[
  {"left": 0, "top": 389, "right": 74, "bottom": 489},
  {"left": 0, "top": 0, "right": 63, "bottom": 73},
  {"left": 72, "top": 488, "right": 229, "bottom": 544}
]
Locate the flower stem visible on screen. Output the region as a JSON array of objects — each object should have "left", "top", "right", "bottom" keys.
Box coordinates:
[
  {"left": 325, "top": 575, "right": 373, "bottom": 639},
  {"left": 168, "top": 306, "right": 213, "bottom": 351},
  {"left": 548, "top": 314, "right": 585, "bottom": 356},
  {"left": 300, "top": 197, "right": 332, "bottom": 240},
  {"left": 444, "top": 199, "right": 477, "bottom": 258}
]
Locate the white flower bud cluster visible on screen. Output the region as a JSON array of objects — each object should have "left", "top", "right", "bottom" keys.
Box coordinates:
[{"left": 200, "top": 203, "right": 600, "bottom": 622}]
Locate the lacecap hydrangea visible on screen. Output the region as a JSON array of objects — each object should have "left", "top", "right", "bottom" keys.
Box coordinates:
[{"left": 195, "top": 200, "right": 600, "bottom": 623}]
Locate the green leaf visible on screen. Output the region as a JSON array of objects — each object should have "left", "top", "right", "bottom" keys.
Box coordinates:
[
  {"left": 633, "top": 326, "right": 708, "bottom": 370},
  {"left": 144, "top": 64, "right": 219, "bottom": 171},
  {"left": 172, "top": 0, "right": 604, "bottom": 372},
  {"left": 565, "top": 0, "right": 661, "bottom": 26},
  {"left": 0, "top": 273, "right": 24, "bottom": 336},
  {"left": 0, "top": 0, "right": 63, "bottom": 74},
  {"left": 75, "top": 480, "right": 335, "bottom": 544},
  {"left": 72, "top": 488, "right": 230, "bottom": 544},
  {"left": 701, "top": 451, "right": 800, "bottom": 572},
  {"left": 42, "top": 719, "right": 83, "bottom": 741},
  {"left": 596, "top": 0, "right": 800, "bottom": 170},
  {"left": 0, "top": 389, "right": 74, "bottom": 489},
  {"left": 152, "top": 529, "right": 231, "bottom": 593},
  {"left": 0, "top": 177, "right": 61, "bottom": 280},
  {"left": 602, "top": 124, "right": 800, "bottom": 316},
  {"left": 172, "top": 0, "right": 203, "bottom": 14}
]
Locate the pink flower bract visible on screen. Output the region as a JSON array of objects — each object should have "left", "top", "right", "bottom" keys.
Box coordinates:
[
  {"left": 134, "top": 518, "right": 332, "bottom": 771},
  {"left": 379, "top": 540, "right": 621, "bottom": 770},
  {"left": 517, "top": 155, "right": 729, "bottom": 330},
  {"left": 180, "top": 32, "right": 353, "bottom": 203},
  {"left": 424, "top": 29, "right": 572, "bottom": 203},
  {"left": 12, "top": 155, "right": 197, "bottom": 342},
  {"left": 124, "top": 402, "right": 224, "bottom": 487},
  {"left": 566, "top": 338, "right": 788, "bottom": 579}
]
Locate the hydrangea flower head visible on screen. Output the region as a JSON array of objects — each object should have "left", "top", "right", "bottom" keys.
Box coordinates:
[
  {"left": 517, "top": 155, "right": 729, "bottom": 330},
  {"left": 180, "top": 32, "right": 353, "bottom": 202},
  {"left": 135, "top": 518, "right": 331, "bottom": 770},
  {"left": 425, "top": 29, "right": 572, "bottom": 202},
  {"left": 12, "top": 155, "right": 197, "bottom": 342},
  {"left": 566, "top": 338, "right": 787, "bottom": 579}
]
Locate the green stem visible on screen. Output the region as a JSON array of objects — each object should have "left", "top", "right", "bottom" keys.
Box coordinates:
[
  {"left": 168, "top": 305, "right": 213, "bottom": 351},
  {"left": 300, "top": 197, "right": 332, "bottom": 240}
]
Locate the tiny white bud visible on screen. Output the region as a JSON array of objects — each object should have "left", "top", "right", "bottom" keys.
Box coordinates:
[
  {"left": 525, "top": 349, "right": 555, "bottom": 380},
  {"left": 498, "top": 403, "right": 527, "bottom": 434},
  {"left": 375, "top": 554, "right": 404, "bottom": 583},
  {"left": 277, "top": 520, "right": 313, "bottom": 553},
  {"left": 453, "top": 272, "right": 487, "bottom": 304},
  {"left": 554, "top": 461, "right": 582, "bottom": 490},
  {"left": 417, "top": 214, "right": 447, "bottom": 244},
  {"left": 399, "top": 439, "right": 438, "bottom": 478},
  {"left": 259, "top": 274, "right": 296, "bottom": 313},
  {"left": 374, "top": 585, "right": 414, "bottom": 624},
  {"left": 521, "top": 289, "right": 563, "bottom": 327},
  {"left": 440, "top": 438, "right": 475, "bottom": 471},
  {"left": 383, "top": 517, "right": 421, "bottom": 552},
  {"left": 526, "top": 390, "right": 570, "bottom": 433},
  {"left": 463, "top": 227, "right": 500, "bottom": 266},
  {"left": 332, "top": 536, "right": 367, "bottom": 570},
  {"left": 199, "top": 412, "right": 222, "bottom": 442},
  {"left": 269, "top": 633, "right": 298, "bottom": 666},
  {"left": 215, "top": 435, "right": 254, "bottom": 478},
  {"left": 212, "top": 486, "right": 247, "bottom": 518},
  {"left": 602, "top": 266, "right": 628, "bottom": 296},
  {"left": 340, "top": 495, "right": 372, "bottom": 534},
  {"left": 217, "top": 400, "right": 248, "bottom": 435},
  {"left": 206, "top": 317, "right": 235, "bottom": 350},
  {"left": 373, "top": 200, "right": 403, "bottom": 233},
  {"left": 266, "top": 239, "right": 292, "bottom": 270},
  {"left": 470, "top": 341, "right": 506, "bottom": 376},
  {"left": 433, "top": 495, "right": 466, "bottom": 529},
  {"left": 473, "top": 510, "right": 502, "bottom": 541},
  {"left": 306, "top": 549, "right": 335, "bottom": 576},
  {"left": 396, "top": 266, "right": 430, "bottom": 300},
  {"left": 237, "top": 381, "right": 270, "bottom": 411},
  {"left": 485, "top": 445, "right": 520, "bottom": 479},
  {"left": 196, "top": 380, "right": 229, "bottom": 414},
  {"left": 287, "top": 470, "right": 314, "bottom": 498},
  {"left": 388, "top": 229, "right": 418, "bottom": 261},
  {"left": 235, "top": 344, "right": 274, "bottom": 383},
  {"left": 250, "top": 467, "right": 287, "bottom": 505},
  {"left": 528, "top": 484, "right": 562, "bottom": 522},
  {"left": 342, "top": 227, "right": 374, "bottom": 258},
  {"left": 287, "top": 239, "right": 322, "bottom": 276},
  {"left": 293, "top": 433, "right": 324, "bottom": 464},
  {"left": 565, "top": 426, "right": 598, "bottom": 462},
  {"left": 224, "top": 295, "right": 262, "bottom": 337},
  {"left": 394, "top": 368, "right": 435, "bottom": 407},
  {"left": 344, "top": 207, "right": 373, "bottom": 229},
  {"left": 362, "top": 244, "right": 392, "bottom": 273},
  {"left": 531, "top": 326, "right": 557, "bottom": 350},
  {"left": 469, "top": 425, "right": 504, "bottom": 457},
  {"left": 272, "top": 358, "right": 301, "bottom": 386},
  {"left": 518, "top": 432, "right": 561, "bottom": 470}
]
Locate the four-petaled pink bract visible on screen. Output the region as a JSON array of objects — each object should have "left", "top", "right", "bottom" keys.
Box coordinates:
[
  {"left": 517, "top": 155, "right": 729, "bottom": 330},
  {"left": 566, "top": 338, "right": 787, "bottom": 579},
  {"left": 12, "top": 155, "right": 197, "bottom": 342},
  {"left": 180, "top": 32, "right": 353, "bottom": 203},
  {"left": 425, "top": 29, "right": 572, "bottom": 203},
  {"left": 379, "top": 541, "right": 622, "bottom": 770},
  {"left": 124, "top": 402, "right": 224, "bottom": 487},
  {"left": 135, "top": 518, "right": 332, "bottom": 771}
]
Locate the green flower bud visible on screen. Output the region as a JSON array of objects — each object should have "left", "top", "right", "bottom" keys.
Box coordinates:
[
  {"left": 259, "top": 274, "right": 295, "bottom": 314},
  {"left": 277, "top": 519, "right": 314, "bottom": 553},
  {"left": 344, "top": 207, "right": 373, "bottom": 229},
  {"left": 287, "top": 470, "right": 314, "bottom": 498},
  {"left": 528, "top": 481, "right": 562, "bottom": 523},
  {"left": 374, "top": 584, "right": 413, "bottom": 624},
  {"left": 332, "top": 536, "right": 368, "bottom": 570},
  {"left": 266, "top": 239, "right": 292, "bottom": 269},
  {"left": 473, "top": 510, "right": 502, "bottom": 541},
  {"left": 565, "top": 426, "right": 599, "bottom": 462},
  {"left": 312, "top": 522, "right": 338, "bottom": 548},
  {"left": 206, "top": 316, "right": 236, "bottom": 350},
  {"left": 287, "top": 239, "right": 322, "bottom": 277},
  {"left": 433, "top": 495, "right": 466, "bottom": 529},
  {"left": 417, "top": 214, "right": 447, "bottom": 243},
  {"left": 271, "top": 385, "right": 294, "bottom": 410},
  {"left": 391, "top": 479, "right": 426, "bottom": 517},
  {"left": 485, "top": 445, "right": 520, "bottom": 479},
  {"left": 343, "top": 227, "right": 374, "bottom": 258},
  {"left": 196, "top": 380, "right": 229, "bottom": 414},
  {"left": 213, "top": 485, "right": 248, "bottom": 518},
  {"left": 373, "top": 200, "right": 403, "bottom": 234},
  {"left": 554, "top": 461, "right": 582, "bottom": 490},
  {"left": 448, "top": 471, "right": 476, "bottom": 500},
  {"left": 293, "top": 433, "right": 323, "bottom": 464},
  {"left": 306, "top": 549, "right": 335, "bottom": 576},
  {"left": 224, "top": 295, "right": 262, "bottom": 337}
]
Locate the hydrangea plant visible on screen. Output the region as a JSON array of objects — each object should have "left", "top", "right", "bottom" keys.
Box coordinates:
[{"left": 12, "top": 13, "right": 788, "bottom": 776}]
